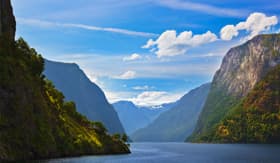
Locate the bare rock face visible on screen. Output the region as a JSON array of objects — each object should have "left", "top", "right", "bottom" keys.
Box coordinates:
[
  {"left": 0, "top": 0, "right": 16, "bottom": 41},
  {"left": 213, "top": 34, "right": 280, "bottom": 97}
]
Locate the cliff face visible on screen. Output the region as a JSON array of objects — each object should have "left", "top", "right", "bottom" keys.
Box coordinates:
[
  {"left": 0, "top": 0, "right": 16, "bottom": 41},
  {"left": 213, "top": 64, "right": 280, "bottom": 143},
  {"left": 189, "top": 34, "right": 280, "bottom": 142},
  {"left": 213, "top": 34, "right": 280, "bottom": 97}
]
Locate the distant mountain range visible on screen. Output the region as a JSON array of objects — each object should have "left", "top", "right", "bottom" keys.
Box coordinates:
[
  {"left": 132, "top": 83, "right": 211, "bottom": 142},
  {"left": 189, "top": 34, "right": 280, "bottom": 143},
  {"left": 113, "top": 101, "right": 176, "bottom": 135},
  {"left": 44, "top": 60, "right": 125, "bottom": 134}
]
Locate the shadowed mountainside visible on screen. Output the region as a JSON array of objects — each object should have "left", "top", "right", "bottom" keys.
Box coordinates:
[
  {"left": 44, "top": 60, "right": 125, "bottom": 135},
  {"left": 132, "top": 83, "right": 210, "bottom": 142}
]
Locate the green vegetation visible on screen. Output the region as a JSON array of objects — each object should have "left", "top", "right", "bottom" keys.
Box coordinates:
[
  {"left": 213, "top": 65, "right": 280, "bottom": 143},
  {"left": 187, "top": 86, "right": 238, "bottom": 142},
  {"left": 0, "top": 37, "right": 129, "bottom": 161},
  {"left": 188, "top": 34, "right": 280, "bottom": 143},
  {"left": 197, "top": 65, "right": 280, "bottom": 143}
]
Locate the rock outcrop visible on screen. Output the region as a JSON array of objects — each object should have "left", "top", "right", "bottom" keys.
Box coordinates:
[
  {"left": 0, "top": 0, "right": 16, "bottom": 41},
  {"left": 189, "top": 34, "right": 280, "bottom": 142},
  {"left": 213, "top": 34, "right": 280, "bottom": 97}
]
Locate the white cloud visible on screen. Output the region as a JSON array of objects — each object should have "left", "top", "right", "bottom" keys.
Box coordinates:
[
  {"left": 142, "top": 39, "right": 156, "bottom": 48},
  {"left": 143, "top": 30, "right": 217, "bottom": 57},
  {"left": 143, "top": 12, "right": 278, "bottom": 58},
  {"left": 132, "top": 85, "right": 151, "bottom": 90},
  {"left": 17, "top": 18, "right": 158, "bottom": 37},
  {"left": 123, "top": 53, "right": 142, "bottom": 61},
  {"left": 220, "top": 25, "right": 239, "bottom": 41},
  {"left": 103, "top": 90, "right": 136, "bottom": 104},
  {"left": 115, "top": 71, "right": 136, "bottom": 79},
  {"left": 130, "top": 91, "right": 183, "bottom": 107},
  {"left": 220, "top": 12, "right": 278, "bottom": 41}
]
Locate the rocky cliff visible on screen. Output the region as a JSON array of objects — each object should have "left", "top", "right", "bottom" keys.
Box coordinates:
[
  {"left": 0, "top": 0, "right": 16, "bottom": 41},
  {"left": 213, "top": 34, "right": 280, "bottom": 97},
  {"left": 189, "top": 34, "right": 280, "bottom": 142},
  {"left": 213, "top": 64, "right": 280, "bottom": 143}
]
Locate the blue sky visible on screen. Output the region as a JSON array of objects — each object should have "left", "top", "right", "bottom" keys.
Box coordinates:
[{"left": 12, "top": 0, "right": 280, "bottom": 106}]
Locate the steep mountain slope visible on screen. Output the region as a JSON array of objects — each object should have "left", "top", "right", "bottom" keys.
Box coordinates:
[
  {"left": 189, "top": 34, "right": 280, "bottom": 142},
  {"left": 132, "top": 83, "right": 210, "bottom": 142},
  {"left": 44, "top": 60, "right": 125, "bottom": 134},
  {"left": 0, "top": 0, "right": 16, "bottom": 41},
  {"left": 0, "top": 1, "right": 129, "bottom": 161},
  {"left": 113, "top": 101, "right": 175, "bottom": 135},
  {"left": 213, "top": 64, "right": 280, "bottom": 143}
]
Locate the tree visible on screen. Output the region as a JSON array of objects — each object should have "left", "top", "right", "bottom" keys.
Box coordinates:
[
  {"left": 92, "top": 122, "right": 107, "bottom": 133},
  {"left": 112, "top": 133, "right": 121, "bottom": 140},
  {"left": 121, "top": 134, "right": 128, "bottom": 142}
]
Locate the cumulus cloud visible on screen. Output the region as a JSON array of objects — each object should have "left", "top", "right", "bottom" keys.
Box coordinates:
[
  {"left": 123, "top": 53, "right": 142, "bottom": 61},
  {"left": 142, "top": 30, "right": 217, "bottom": 57},
  {"left": 116, "top": 71, "right": 136, "bottom": 79},
  {"left": 131, "top": 91, "right": 182, "bottom": 106},
  {"left": 220, "top": 12, "right": 278, "bottom": 41},
  {"left": 143, "top": 12, "right": 278, "bottom": 58}
]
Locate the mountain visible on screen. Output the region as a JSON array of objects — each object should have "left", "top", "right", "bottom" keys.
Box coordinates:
[
  {"left": 0, "top": 1, "right": 129, "bottom": 161},
  {"left": 44, "top": 60, "right": 125, "bottom": 134},
  {"left": 189, "top": 34, "right": 280, "bottom": 142},
  {"left": 0, "top": 0, "right": 16, "bottom": 41},
  {"left": 113, "top": 101, "right": 175, "bottom": 135},
  {"left": 131, "top": 83, "right": 211, "bottom": 142},
  {"left": 213, "top": 64, "right": 280, "bottom": 143}
]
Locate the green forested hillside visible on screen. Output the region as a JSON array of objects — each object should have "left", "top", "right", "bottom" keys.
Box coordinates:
[
  {"left": 0, "top": 38, "right": 129, "bottom": 161},
  {"left": 189, "top": 34, "right": 280, "bottom": 142},
  {"left": 212, "top": 65, "right": 280, "bottom": 143}
]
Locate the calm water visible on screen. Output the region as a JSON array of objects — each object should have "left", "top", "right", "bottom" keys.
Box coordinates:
[{"left": 36, "top": 143, "right": 280, "bottom": 163}]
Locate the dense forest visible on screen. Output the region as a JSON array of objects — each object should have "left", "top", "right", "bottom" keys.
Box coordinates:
[
  {"left": 0, "top": 37, "right": 129, "bottom": 161},
  {"left": 213, "top": 64, "right": 280, "bottom": 143}
]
